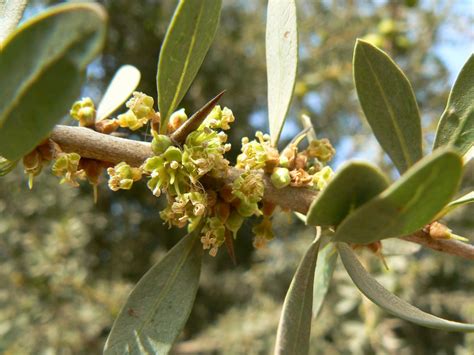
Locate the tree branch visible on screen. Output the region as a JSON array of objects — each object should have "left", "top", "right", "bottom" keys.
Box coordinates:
[{"left": 50, "top": 125, "right": 474, "bottom": 260}]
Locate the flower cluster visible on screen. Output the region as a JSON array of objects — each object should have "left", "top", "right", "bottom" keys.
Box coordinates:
[
  {"left": 117, "top": 92, "right": 156, "bottom": 131},
  {"left": 24, "top": 90, "right": 339, "bottom": 257}
]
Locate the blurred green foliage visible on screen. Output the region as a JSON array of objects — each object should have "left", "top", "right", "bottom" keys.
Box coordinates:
[{"left": 0, "top": 0, "right": 473, "bottom": 354}]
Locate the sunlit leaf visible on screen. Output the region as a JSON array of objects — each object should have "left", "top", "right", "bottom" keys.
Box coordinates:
[
  {"left": 0, "top": 0, "right": 28, "bottom": 43},
  {"left": 334, "top": 149, "right": 463, "bottom": 244},
  {"left": 306, "top": 161, "right": 389, "bottom": 227},
  {"left": 104, "top": 232, "right": 203, "bottom": 354},
  {"left": 157, "top": 0, "right": 222, "bottom": 134},
  {"left": 275, "top": 234, "right": 321, "bottom": 355},
  {"left": 353, "top": 39, "right": 422, "bottom": 173},
  {"left": 338, "top": 243, "right": 474, "bottom": 332},
  {"left": 312, "top": 243, "right": 338, "bottom": 318},
  {"left": 0, "top": 3, "right": 107, "bottom": 160},
  {"left": 0, "top": 155, "right": 18, "bottom": 176},
  {"left": 96, "top": 65, "right": 141, "bottom": 121},
  {"left": 433, "top": 55, "right": 474, "bottom": 156},
  {"left": 266, "top": 0, "right": 298, "bottom": 146}
]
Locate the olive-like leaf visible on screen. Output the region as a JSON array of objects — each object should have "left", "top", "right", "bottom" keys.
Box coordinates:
[
  {"left": 334, "top": 149, "right": 463, "bottom": 244},
  {"left": 96, "top": 65, "right": 141, "bottom": 121},
  {"left": 0, "top": 0, "right": 28, "bottom": 42},
  {"left": 354, "top": 39, "right": 422, "bottom": 173},
  {"left": 438, "top": 191, "right": 474, "bottom": 217},
  {"left": 104, "top": 232, "right": 203, "bottom": 354},
  {"left": 266, "top": 0, "right": 298, "bottom": 147},
  {"left": 338, "top": 242, "right": 474, "bottom": 332},
  {"left": 274, "top": 235, "right": 321, "bottom": 355},
  {"left": 0, "top": 156, "right": 18, "bottom": 176},
  {"left": 0, "top": 3, "right": 107, "bottom": 161},
  {"left": 433, "top": 55, "right": 474, "bottom": 156},
  {"left": 306, "top": 161, "right": 389, "bottom": 227},
  {"left": 312, "top": 243, "right": 338, "bottom": 318},
  {"left": 157, "top": 0, "right": 222, "bottom": 134}
]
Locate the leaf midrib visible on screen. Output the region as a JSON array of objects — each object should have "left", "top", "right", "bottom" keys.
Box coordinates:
[
  {"left": 164, "top": 1, "right": 206, "bottom": 127},
  {"left": 136, "top": 236, "right": 196, "bottom": 339},
  {"left": 359, "top": 45, "right": 414, "bottom": 170}
]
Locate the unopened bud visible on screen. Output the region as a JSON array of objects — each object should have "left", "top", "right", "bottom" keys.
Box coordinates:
[
  {"left": 271, "top": 167, "right": 291, "bottom": 189},
  {"left": 167, "top": 108, "right": 187, "bottom": 133},
  {"left": 151, "top": 131, "right": 172, "bottom": 155},
  {"left": 225, "top": 210, "right": 244, "bottom": 238}
]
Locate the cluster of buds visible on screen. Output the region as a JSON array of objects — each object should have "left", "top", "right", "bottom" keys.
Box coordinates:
[
  {"left": 236, "top": 131, "right": 273, "bottom": 171},
  {"left": 141, "top": 105, "right": 238, "bottom": 256},
  {"left": 23, "top": 89, "right": 340, "bottom": 258},
  {"left": 269, "top": 137, "right": 335, "bottom": 191},
  {"left": 143, "top": 146, "right": 189, "bottom": 197}
]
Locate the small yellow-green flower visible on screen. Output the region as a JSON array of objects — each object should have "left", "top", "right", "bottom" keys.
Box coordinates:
[
  {"left": 107, "top": 162, "right": 142, "bottom": 191},
  {"left": 200, "top": 217, "right": 226, "bottom": 256},
  {"left": 52, "top": 153, "right": 85, "bottom": 187},
  {"left": 70, "top": 97, "right": 96, "bottom": 126},
  {"left": 252, "top": 217, "right": 274, "bottom": 248},
  {"left": 312, "top": 166, "right": 334, "bottom": 190},
  {"left": 236, "top": 131, "right": 271, "bottom": 171},
  {"left": 306, "top": 138, "right": 335, "bottom": 163}
]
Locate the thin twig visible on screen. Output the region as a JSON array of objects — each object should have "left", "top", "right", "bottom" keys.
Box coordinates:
[{"left": 49, "top": 124, "right": 474, "bottom": 260}]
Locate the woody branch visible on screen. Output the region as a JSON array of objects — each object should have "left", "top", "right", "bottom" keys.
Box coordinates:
[{"left": 50, "top": 124, "right": 474, "bottom": 260}]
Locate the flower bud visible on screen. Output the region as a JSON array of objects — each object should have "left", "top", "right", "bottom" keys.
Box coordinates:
[
  {"left": 237, "top": 201, "right": 260, "bottom": 217},
  {"left": 70, "top": 97, "right": 96, "bottom": 127},
  {"left": 271, "top": 167, "right": 291, "bottom": 189},
  {"left": 127, "top": 92, "right": 154, "bottom": 118},
  {"left": 163, "top": 146, "right": 182, "bottom": 163},
  {"left": 151, "top": 131, "right": 172, "bottom": 155},
  {"left": 225, "top": 210, "right": 244, "bottom": 238},
  {"left": 167, "top": 108, "right": 188, "bottom": 133},
  {"left": 312, "top": 166, "right": 334, "bottom": 190}
]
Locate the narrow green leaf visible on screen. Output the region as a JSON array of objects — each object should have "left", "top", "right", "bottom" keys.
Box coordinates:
[
  {"left": 0, "top": 156, "right": 18, "bottom": 176},
  {"left": 104, "top": 233, "right": 203, "bottom": 354},
  {"left": 96, "top": 65, "right": 141, "bottom": 121},
  {"left": 306, "top": 161, "right": 389, "bottom": 227},
  {"left": 338, "top": 243, "right": 474, "bottom": 332},
  {"left": 439, "top": 191, "right": 474, "bottom": 216},
  {"left": 266, "top": 0, "right": 298, "bottom": 146},
  {"left": 433, "top": 55, "right": 474, "bottom": 156},
  {"left": 312, "top": 243, "right": 338, "bottom": 318},
  {"left": 0, "top": 0, "right": 28, "bottom": 43},
  {"left": 354, "top": 39, "right": 422, "bottom": 173},
  {"left": 275, "top": 236, "right": 321, "bottom": 355},
  {"left": 0, "top": 3, "right": 107, "bottom": 160},
  {"left": 334, "top": 149, "right": 463, "bottom": 244},
  {"left": 157, "top": 0, "right": 222, "bottom": 134}
]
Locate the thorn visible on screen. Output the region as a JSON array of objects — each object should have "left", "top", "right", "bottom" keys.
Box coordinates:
[
  {"left": 170, "top": 90, "right": 226, "bottom": 144},
  {"left": 224, "top": 229, "right": 237, "bottom": 266}
]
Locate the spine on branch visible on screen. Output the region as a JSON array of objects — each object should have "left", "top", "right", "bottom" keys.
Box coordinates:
[{"left": 48, "top": 124, "right": 474, "bottom": 260}]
